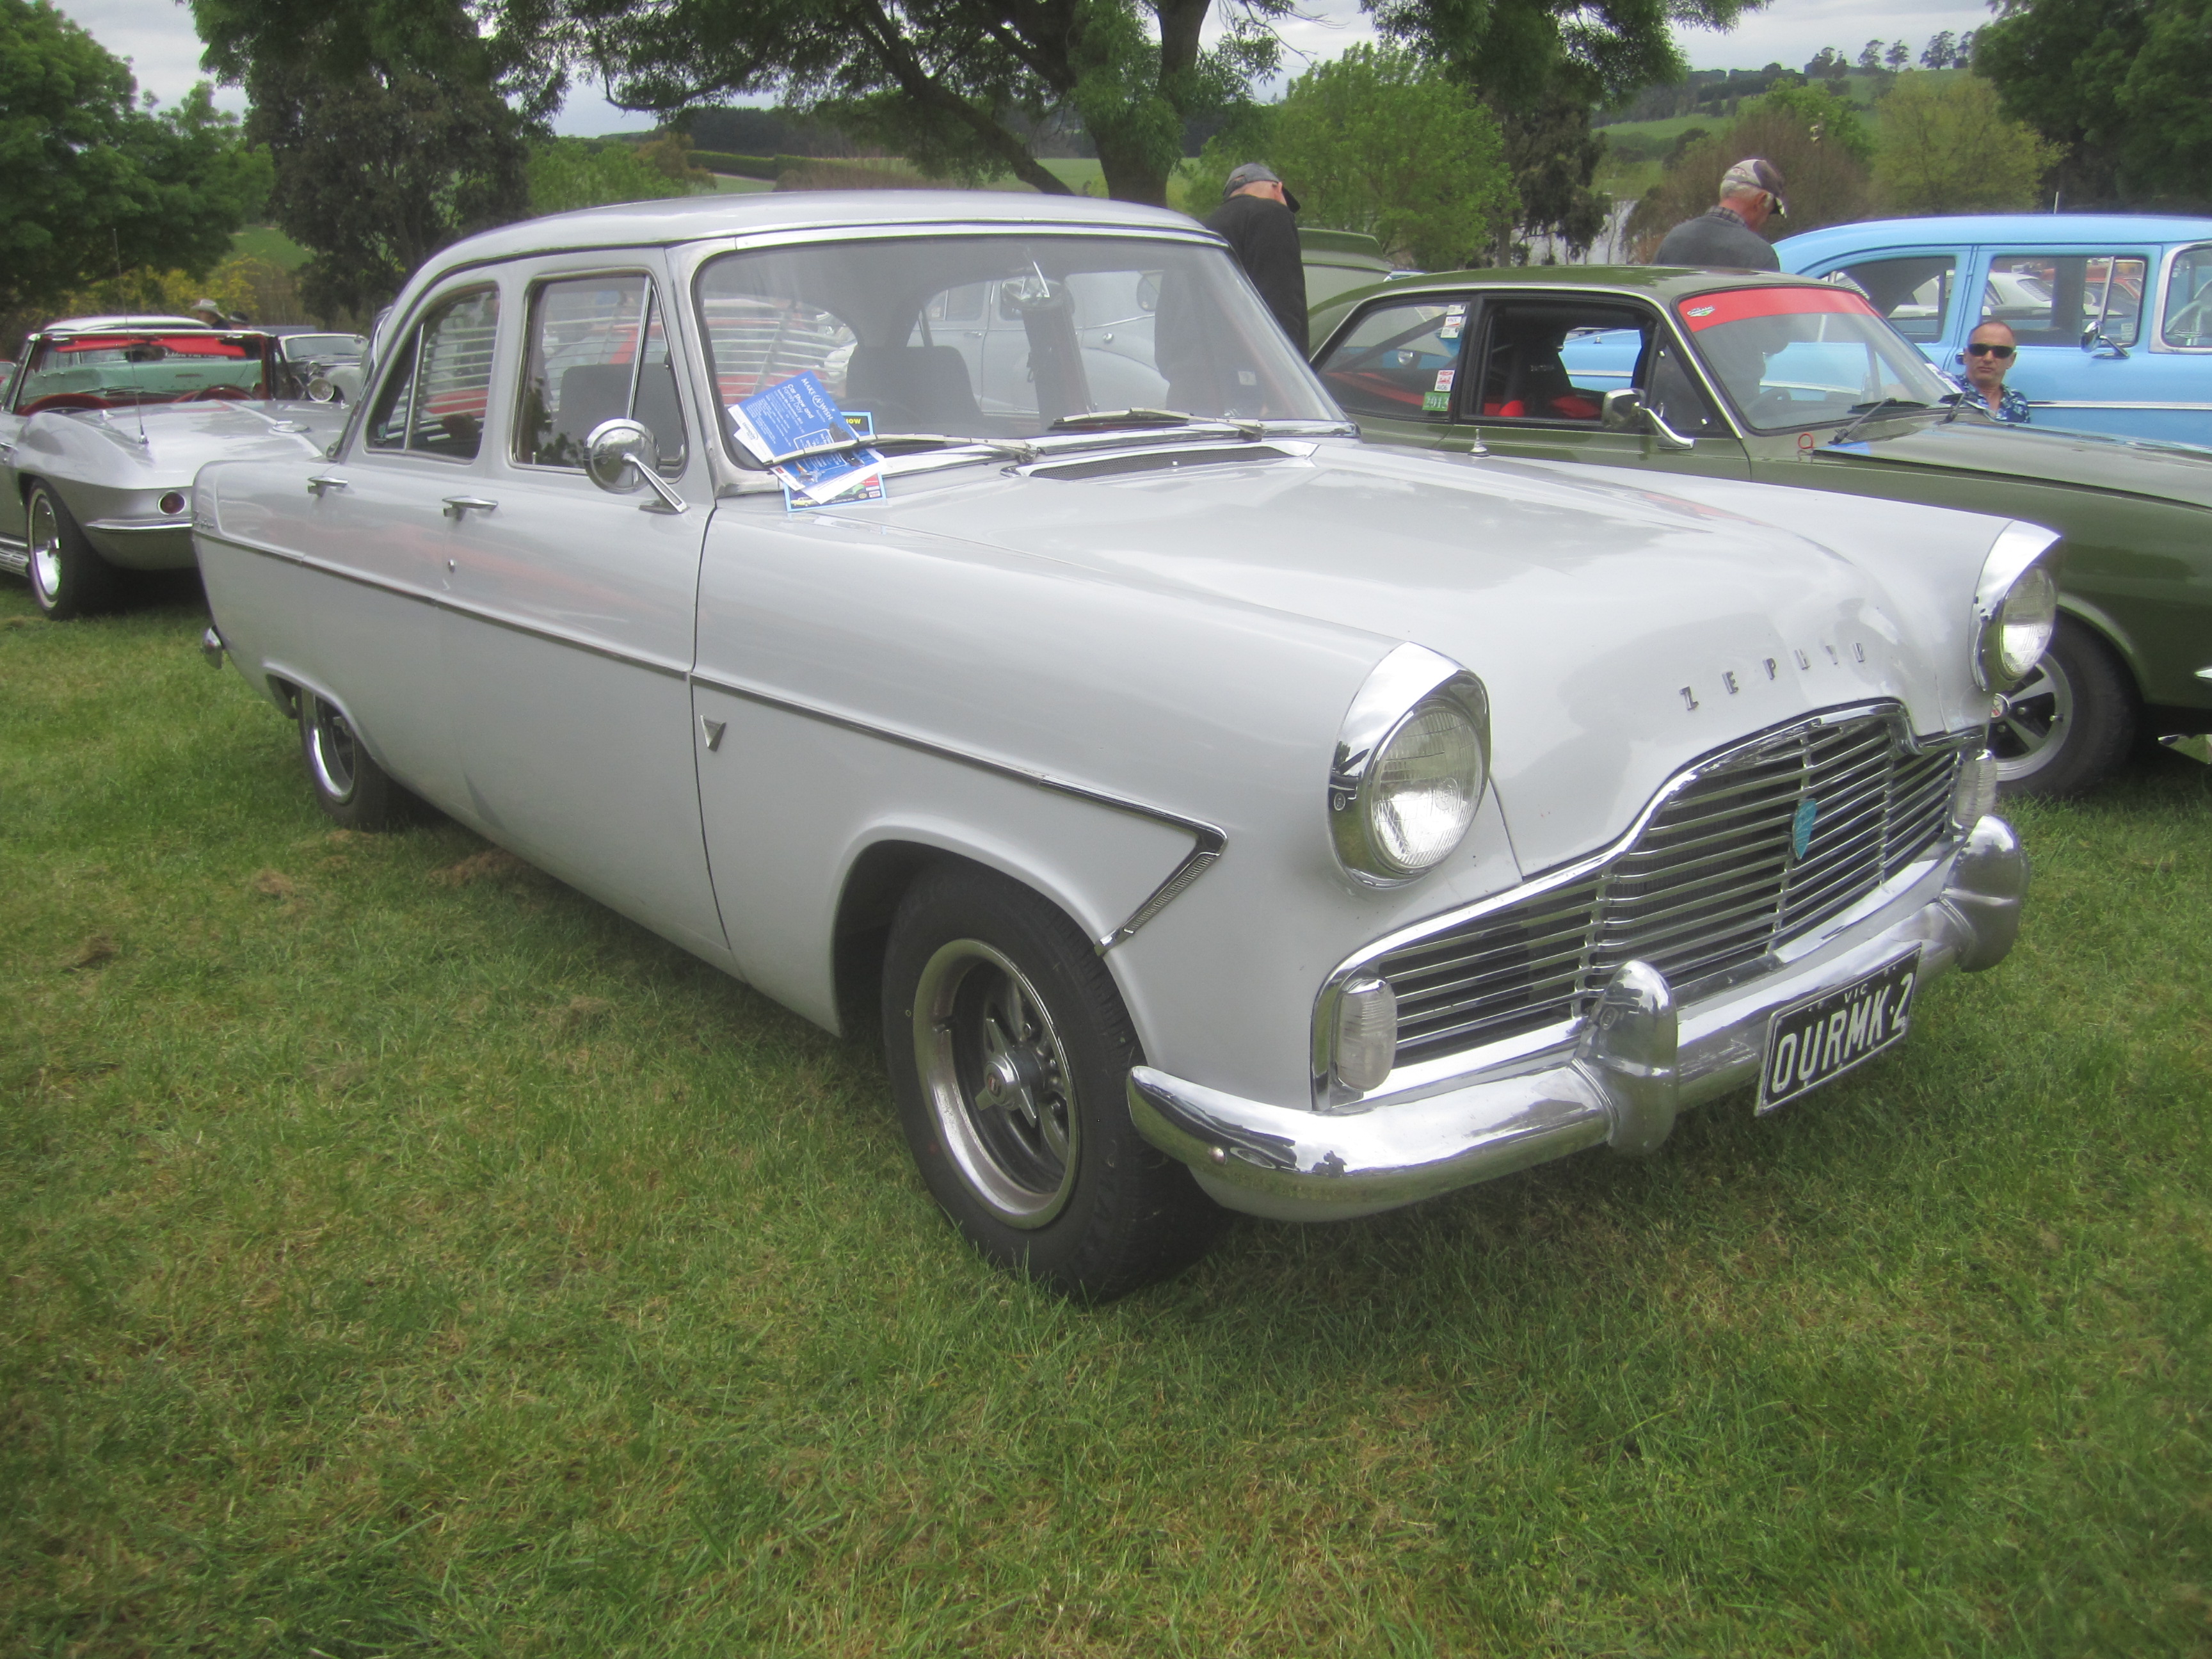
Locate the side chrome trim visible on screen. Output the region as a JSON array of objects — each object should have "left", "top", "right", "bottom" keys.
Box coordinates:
[
  {"left": 687, "top": 668, "right": 1225, "bottom": 949},
  {"left": 2028, "top": 399, "right": 2212, "bottom": 412},
  {"left": 85, "top": 515, "right": 195, "bottom": 534},
  {"left": 199, "top": 527, "right": 690, "bottom": 680}
]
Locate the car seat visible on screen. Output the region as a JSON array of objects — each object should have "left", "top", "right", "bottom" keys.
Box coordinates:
[{"left": 844, "top": 345, "right": 986, "bottom": 434}]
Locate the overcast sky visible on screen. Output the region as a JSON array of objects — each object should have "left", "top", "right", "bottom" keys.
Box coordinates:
[{"left": 67, "top": 0, "right": 1994, "bottom": 136}]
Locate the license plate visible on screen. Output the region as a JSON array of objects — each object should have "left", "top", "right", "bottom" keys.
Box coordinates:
[{"left": 1756, "top": 948, "right": 1922, "bottom": 1113}]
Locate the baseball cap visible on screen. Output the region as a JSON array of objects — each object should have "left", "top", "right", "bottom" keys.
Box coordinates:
[
  {"left": 1223, "top": 161, "right": 1301, "bottom": 212},
  {"left": 1720, "top": 157, "right": 1788, "bottom": 216}
]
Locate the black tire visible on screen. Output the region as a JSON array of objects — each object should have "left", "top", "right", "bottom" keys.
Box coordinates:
[
  {"left": 25, "top": 482, "right": 121, "bottom": 620},
  {"left": 882, "top": 863, "right": 1224, "bottom": 1300},
  {"left": 297, "top": 692, "right": 422, "bottom": 830},
  {"left": 1993, "top": 616, "right": 2136, "bottom": 799}
]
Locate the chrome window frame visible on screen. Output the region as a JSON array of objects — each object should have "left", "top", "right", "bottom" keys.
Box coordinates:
[
  {"left": 2152, "top": 242, "right": 2212, "bottom": 353},
  {"left": 508, "top": 265, "right": 691, "bottom": 479},
  {"left": 351, "top": 279, "right": 504, "bottom": 467}
]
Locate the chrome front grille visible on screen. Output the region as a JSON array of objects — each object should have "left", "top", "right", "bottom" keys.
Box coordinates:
[{"left": 1380, "top": 714, "right": 1963, "bottom": 1068}]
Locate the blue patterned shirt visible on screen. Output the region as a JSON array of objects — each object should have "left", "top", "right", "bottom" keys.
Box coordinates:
[{"left": 1980, "top": 384, "right": 2032, "bottom": 424}]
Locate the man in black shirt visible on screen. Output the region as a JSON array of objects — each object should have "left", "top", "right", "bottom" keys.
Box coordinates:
[
  {"left": 1651, "top": 158, "right": 1787, "bottom": 271},
  {"left": 1206, "top": 161, "right": 1308, "bottom": 351}
]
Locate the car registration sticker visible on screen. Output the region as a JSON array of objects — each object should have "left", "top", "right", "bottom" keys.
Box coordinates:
[{"left": 1756, "top": 948, "right": 1921, "bottom": 1113}]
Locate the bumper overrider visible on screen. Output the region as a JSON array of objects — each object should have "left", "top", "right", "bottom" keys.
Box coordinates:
[{"left": 1128, "top": 815, "right": 2026, "bottom": 1222}]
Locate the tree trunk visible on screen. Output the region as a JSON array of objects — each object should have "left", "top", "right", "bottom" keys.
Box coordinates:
[{"left": 1094, "top": 136, "right": 1171, "bottom": 206}]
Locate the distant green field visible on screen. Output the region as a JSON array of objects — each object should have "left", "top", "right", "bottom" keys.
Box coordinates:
[{"left": 228, "top": 224, "right": 310, "bottom": 271}]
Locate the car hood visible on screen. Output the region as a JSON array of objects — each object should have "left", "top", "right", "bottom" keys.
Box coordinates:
[
  {"left": 826, "top": 438, "right": 1978, "bottom": 870},
  {"left": 21, "top": 400, "right": 342, "bottom": 481},
  {"left": 1825, "top": 415, "right": 2212, "bottom": 510}
]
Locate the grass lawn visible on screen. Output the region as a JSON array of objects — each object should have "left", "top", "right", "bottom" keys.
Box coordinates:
[{"left": 4, "top": 581, "right": 2209, "bottom": 1655}]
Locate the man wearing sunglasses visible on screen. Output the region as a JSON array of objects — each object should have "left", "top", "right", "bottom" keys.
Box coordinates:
[{"left": 1960, "top": 319, "right": 2031, "bottom": 423}]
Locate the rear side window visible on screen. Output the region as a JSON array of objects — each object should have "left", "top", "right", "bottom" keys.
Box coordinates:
[
  {"left": 1985, "top": 254, "right": 2147, "bottom": 346},
  {"left": 1473, "top": 300, "right": 1647, "bottom": 424},
  {"left": 365, "top": 287, "right": 499, "bottom": 460},
  {"left": 2163, "top": 246, "right": 2212, "bottom": 348},
  {"left": 1825, "top": 255, "right": 1955, "bottom": 343},
  {"left": 1315, "top": 298, "right": 1468, "bottom": 421},
  {"left": 514, "top": 275, "right": 687, "bottom": 474}
]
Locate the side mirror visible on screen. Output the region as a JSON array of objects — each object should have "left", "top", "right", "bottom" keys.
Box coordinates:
[
  {"left": 2081, "top": 323, "right": 2129, "bottom": 358},
  {"left": 1603, "top": 387, "right": 1697, "bottom": 452},
  {"left": 584, "top": 417, "right": 687, "bottom": 513}
]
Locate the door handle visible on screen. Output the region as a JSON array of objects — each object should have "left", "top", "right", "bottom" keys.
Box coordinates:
[
  {"left": 305, "top": 474, "right": 348, "bottom": 495},
  {"left": 442, "top": 495, "right": 497, "bottom": 520}
]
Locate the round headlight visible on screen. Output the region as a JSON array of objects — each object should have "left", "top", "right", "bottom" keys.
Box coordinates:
[
  {"left": 1971, "top": 523, "right": 2063, "bottom": 691},
  {"left": 1992, "top": 563, "right": 2057, "bottom": 685},
  {"left": 1359, "top": 698, "right": 1485, "bottom": 877}
]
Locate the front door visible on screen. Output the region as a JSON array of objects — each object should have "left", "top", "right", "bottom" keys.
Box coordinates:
[{"left": 435, "top": 265, "right": 728, "bottom": 965}]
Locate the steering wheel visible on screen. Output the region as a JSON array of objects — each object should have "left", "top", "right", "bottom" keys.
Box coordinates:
[
  {"left": 18, "top": 393, "right": 108, "bottom": 415},
  {"left": 180, "top": 385, "right": 254, "bottom": 401}
]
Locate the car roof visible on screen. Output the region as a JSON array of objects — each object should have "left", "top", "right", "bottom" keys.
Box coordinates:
[
  {"left": 42, "top": 315, "right": 221, "bottom": 333},
  {"left": 422, "top": 189, "right": 1205, "bottom": 270},
  {"left": 389, "top": 190, "right": 1214, "bottom": 323},
  {"left": 1775, "top": 214, "right": 2212, "bottom": 262}
]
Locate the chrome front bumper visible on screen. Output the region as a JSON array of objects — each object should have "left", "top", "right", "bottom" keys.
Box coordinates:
[{"left": 1128, "top": 815, "right": 2027, "bottom": 1222}]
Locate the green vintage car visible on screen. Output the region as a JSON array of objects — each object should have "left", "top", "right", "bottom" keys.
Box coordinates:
[{"left": 1311, "top": 266, "right": 2212, "bottom": 795}]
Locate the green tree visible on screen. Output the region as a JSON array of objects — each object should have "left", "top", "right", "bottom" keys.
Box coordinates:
[
  {"left": 1873, "top": 70, "right": 2060, "bottom": 214},
  {"left": 1976, "top": 0, "right": 2212, "bottom": 207},
  {"left": 191, "top": 0, "right": 537, "bottom": 317},
  {"left": 1754, "top": 81, "right": 1875, "bottom": 164},
  {"left": 1627, "top": 99, "right": 1870, "bottom": 253},
  {"left": 0, "top": 0, "right": 268, "bottom": 317},
  {"left": 1239, "top": 44, "right": 1514, "bottom": 269},
  {"left": 1491, "top": 88, "right": 1611, "bottom": 262},
  {"left": 526, "top": 136, "right": 697, "bottom": 213}
]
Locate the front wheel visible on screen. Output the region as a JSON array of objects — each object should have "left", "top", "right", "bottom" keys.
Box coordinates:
[
  {"left": 26, "top": 483, "right": 120, "bottom": 620},
  {"left": 1992, "top": 618, "right": 2136, "bottom": 798},
  {"left": 883, "top": 864, "right": 1222, "bottom": 1300},
  {"left": 298, "top": 692, "right": 422, "bottom": 830}
]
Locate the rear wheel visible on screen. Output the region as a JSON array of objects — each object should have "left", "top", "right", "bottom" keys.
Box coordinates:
[
  {"left": 883, "top": 863, "right": 1222, "bottom": 1300},
  {"left": 26, "top": 483, "right": 120, "bottom": 620},
  {"left": 1992, "top": 617, "right": 2136, "bottom": 798},
  {"left": 298, "top": 692, "right": 422, "bottom": 830}
]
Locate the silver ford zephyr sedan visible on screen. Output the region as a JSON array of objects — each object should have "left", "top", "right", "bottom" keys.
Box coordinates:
[{"left": 193, "top": 193, "right": 2055, "bottom": 1298}]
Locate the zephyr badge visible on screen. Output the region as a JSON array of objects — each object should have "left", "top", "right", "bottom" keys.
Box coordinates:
[{"left": 1790, "top": 796, "right": 1820, "bottom": 861}]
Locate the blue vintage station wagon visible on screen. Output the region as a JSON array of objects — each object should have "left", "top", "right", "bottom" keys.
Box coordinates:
[{"left": 1776, "top": 214, "right": 2212, "bottom": 450}]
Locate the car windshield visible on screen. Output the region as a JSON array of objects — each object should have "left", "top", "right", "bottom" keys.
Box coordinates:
[
  {"left": 283, "top": 333, "right": 366, "bottom": 360},
  {"left": 1678, "top": 288, "right": 1953, "bottom": 433},
  {"left": 13, "top": 333, "right": 271, "bottom": 412},
  {"left": 693, "top": 234, "right": 1340, "bottom": 449}
]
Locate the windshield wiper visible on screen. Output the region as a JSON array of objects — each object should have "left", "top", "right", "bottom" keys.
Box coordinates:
[
  {"left": 1047, "top": 408, "right": 1199, "bottom": 431},
  {"left": 1826, "top": 398, "right": 1935, "bottom": 448},
  {"left": 741, "top": 431, "right": 1037, "bottom": 467}
]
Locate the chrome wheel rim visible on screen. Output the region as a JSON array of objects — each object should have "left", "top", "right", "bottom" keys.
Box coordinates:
[
  {"left": 306, "top": 699, "right": 360, "bottom": 803},
  {"left": 28, "top": 492, "right": 61, "bottom": 607},
  {"left": 1991, "top": 655, "right": 2074, "bottom": 782},
  {"left": 913, "top": 939, "right": 1077, "bottom": 1228}
]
